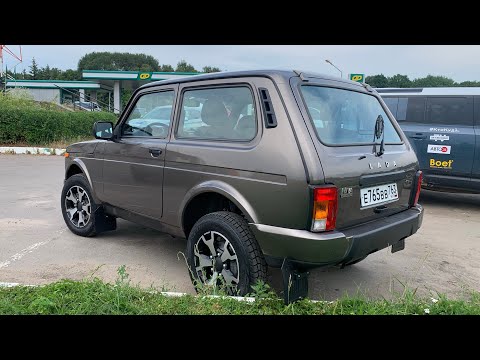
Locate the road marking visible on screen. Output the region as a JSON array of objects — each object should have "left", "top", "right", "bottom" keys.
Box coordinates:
[{"left": 0, "top": 228, "right": 66, "bottom": 270}]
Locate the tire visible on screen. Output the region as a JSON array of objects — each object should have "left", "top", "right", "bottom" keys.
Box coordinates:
[
  {"left": 61, "top": 174, "right": 98, "bottom": 237},
  {"left": 186, "top": 211, "right": 267, "bottom": 296}
]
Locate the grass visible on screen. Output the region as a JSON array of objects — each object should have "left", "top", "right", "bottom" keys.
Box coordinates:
[{"left": 0, "top": 268, "right": 479, "bottom": 315}]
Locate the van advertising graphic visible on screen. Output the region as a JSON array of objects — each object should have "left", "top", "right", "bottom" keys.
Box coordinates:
[
  {"left": 430, "top": 134, "right": 449, "bottom": 142},
  {"left": 427, "top": 144, "right": 451, "bottom": 154},
  {"left": 429, "top": 127, "right": 459, "bottom": 133},
  {"left": 430, "top": 159, "right": 453, "bottom": 169}
]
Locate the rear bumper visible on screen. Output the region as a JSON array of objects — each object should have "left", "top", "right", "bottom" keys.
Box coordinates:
[{"left": 249, "top": 205, "right": 424, "bottom": 267}]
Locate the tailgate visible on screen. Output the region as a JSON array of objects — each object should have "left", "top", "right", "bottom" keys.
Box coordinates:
[{"left": 321, "top": 146, "right": 417, "bottom": 229}]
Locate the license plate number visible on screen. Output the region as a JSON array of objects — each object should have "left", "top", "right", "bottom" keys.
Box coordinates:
[{"left": 360, "top": 183, "right": 398, "bottom": 207}]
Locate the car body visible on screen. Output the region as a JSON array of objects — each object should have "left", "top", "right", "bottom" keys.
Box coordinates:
[
  {"left": 61, "top": 70, "right": 424, "bottom": 297},
  {"left": 74, "top": 101, "right": 102, "bottom": 112},
  {"left": 379, "top": 87, "right": 480, "bottom": 194}
]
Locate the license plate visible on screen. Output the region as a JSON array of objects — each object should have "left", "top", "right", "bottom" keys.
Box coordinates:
[{"left": 360, "top": 183, "right": 398, "bottom": 207}]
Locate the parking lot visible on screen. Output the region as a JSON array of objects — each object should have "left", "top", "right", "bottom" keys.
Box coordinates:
[{"left": 1, "top": 154, "right": 479, "bottom": 300}]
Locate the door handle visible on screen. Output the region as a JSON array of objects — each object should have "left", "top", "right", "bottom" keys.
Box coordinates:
[
  {"left": 374, "top": 205, "right": 388, "bottom": 214},
  {"left": 411, "top": 135, "right": 426, "bottom": 140},
  {"left": 149, "top": 148, "right": 162, "bottom": 157}
]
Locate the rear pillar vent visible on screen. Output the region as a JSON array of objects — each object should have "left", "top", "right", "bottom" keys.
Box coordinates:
[{"left": 259, "top": 88, "right": 277, "bottom": 128}]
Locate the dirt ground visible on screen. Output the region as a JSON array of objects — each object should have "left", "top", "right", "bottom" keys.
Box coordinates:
[{"left": 1, "top": 155, "right": 479, "bottom": 300}]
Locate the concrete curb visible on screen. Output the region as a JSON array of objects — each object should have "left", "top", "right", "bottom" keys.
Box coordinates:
[{"left": 0, "top": 147, "right": 66, "bottom": 156}]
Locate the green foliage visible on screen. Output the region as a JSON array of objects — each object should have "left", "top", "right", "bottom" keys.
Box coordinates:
[
  {"left": 202, "top": 66, "right": 221, "bottom": 73},
  {"left": 78, "top": 51, "right": 160, "bottom": 72},
  {"left": 0, "top": 94, "right": 117, "bottom": 146},
  {"left": 365, "top": 74, "right": 389, "bottom": 88},
  {"left": 176, "top": 60, "right": 197, "bottom": 73},
  {"left": 412, "top": 75, "right": 456, "bottom": 87},
  {"left": 159, "top": 64, "right": 175, "bottom": 72},
  {"left": 0, "top": 276, "right": 479, "bottom": 315},
  {"left": 389, "top": 74, "right": 412, "bottom": 88},
  {"left": 29, "top": 57, "right": 40, "bottom": 80},
  {"left": 366, "top": 73, "right": 480, "bottom": 88}
]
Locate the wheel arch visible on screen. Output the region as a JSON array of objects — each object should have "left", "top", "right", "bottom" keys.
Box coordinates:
[
  {"left": 180, "top": 180, "right": 259, "bottom": 238},
  {"left": 65, "top": 158, "right": 100, "bottom": 203}
]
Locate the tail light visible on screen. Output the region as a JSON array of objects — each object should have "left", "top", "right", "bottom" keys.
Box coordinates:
[
  {"left": 311, "top": 186, "right": 338, "bottom": 232},
  {"left": 413, "top": 171, "right": 423, "bottom": 206}
]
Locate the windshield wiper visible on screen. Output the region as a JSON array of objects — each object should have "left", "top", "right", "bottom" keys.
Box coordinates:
[{"left": 372, "top": 115, "right": 385, "bottom": 157}]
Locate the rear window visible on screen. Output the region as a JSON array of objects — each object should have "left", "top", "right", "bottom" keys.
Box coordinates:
[{"left": 301, "top": 86, "right": 402, "bottom": 145}]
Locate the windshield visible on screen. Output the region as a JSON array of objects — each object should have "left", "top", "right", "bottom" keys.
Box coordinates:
[{"left": 300, "top": 86, "right": 402, "bottom": 145}]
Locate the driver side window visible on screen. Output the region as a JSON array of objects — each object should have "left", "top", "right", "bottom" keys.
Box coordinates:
[{"left": 122, "top": 91, "right": 175, "bottom": 138}]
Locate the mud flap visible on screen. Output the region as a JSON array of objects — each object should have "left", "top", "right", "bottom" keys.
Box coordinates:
[
  {"left": 281, "top": 259, "right": 309, "bottom": 305},
  {"left": 94, "top": 207, "right": 117, "bottom": 233},
  {"left": 391, "top": 238, "right": 405, "bottom": 253}
]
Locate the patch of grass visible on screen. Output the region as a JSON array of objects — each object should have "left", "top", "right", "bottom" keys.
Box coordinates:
[
  {"left": 0, "top": 270, "right": 479, "bottom": 315},
  {"left": 0, "top": 93, "right": 117, "bottom": 146}
]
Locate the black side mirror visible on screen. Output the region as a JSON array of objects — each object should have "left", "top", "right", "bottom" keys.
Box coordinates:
[{"left": 93, "top": 121, "right": 114, "bottom": 140}]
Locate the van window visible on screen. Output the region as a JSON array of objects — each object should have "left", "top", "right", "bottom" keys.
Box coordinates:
[
  {"left": 383, "top": 97, "right": 398, "bottom": 118},
  {"left": 397, "top": 98, "right": 408, "bottom": 121},
  {"left": 301, "top": 86, "right": 402, "bottom": 145},
  {"left": 405, "top": 96, "right": 426, "bottom": 123},
  {"left": 426, "top": 97, "right": 473, "bottom": 126}
]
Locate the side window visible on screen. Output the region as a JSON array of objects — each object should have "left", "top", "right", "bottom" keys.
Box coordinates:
[
  {"left": 405, "top": 96, "right": 426, "bottom": 123},
  {"left": 122, "top": 91, "right": 175, "bottom": 138},
  {"left": 475, "top": 96, "right": 480, "bottom": 126},
  {"left": 383, "top": 97, "right": 398, "bottom": 118},
  {"left": 396, "top": 98, "right": 408, "bottom": 121},
  {"left": 427, "top": 97, "right": 473, "bottom": 126},
  {"left": 177, "top": 86, "right": 256, "bottom": 141}
]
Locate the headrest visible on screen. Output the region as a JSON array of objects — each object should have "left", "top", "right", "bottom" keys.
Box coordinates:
[{"left": 201, "top": 98, "right": 229, "bottom": 126}]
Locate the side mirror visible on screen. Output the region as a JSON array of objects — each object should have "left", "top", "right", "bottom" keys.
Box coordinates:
[{"left": 93, "top": 121, "right": 114, "bottom": 140}]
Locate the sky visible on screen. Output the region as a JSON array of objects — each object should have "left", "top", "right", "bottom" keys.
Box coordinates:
[{"left": 3, "top": 45, "right": 480, "bottom": 82}]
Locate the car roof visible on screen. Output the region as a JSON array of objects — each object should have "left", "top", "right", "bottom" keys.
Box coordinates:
[{"left": 138, "top": 69, "right": 364, "bottom": 90}]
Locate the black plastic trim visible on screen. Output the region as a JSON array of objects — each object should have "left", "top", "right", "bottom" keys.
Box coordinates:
[{"left": 258, "top": 87, "right": 278, "bottom": 128}]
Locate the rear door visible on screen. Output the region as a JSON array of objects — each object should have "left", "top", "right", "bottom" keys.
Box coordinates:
[
  {"left": 386, "top": 95, "right": 474, "bottom": 182},
  {"left": 472, "top": 96, "right": 480, "bottom": 187},
  {"left": 297, "top": 84, "right": 417, "bottom": 230},
  {"left": 424, "top": 96, "right": 474, "bottom": 179}
]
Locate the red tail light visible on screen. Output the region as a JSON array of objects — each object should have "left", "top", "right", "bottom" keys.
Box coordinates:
[
  {"left": 312, "top": 186, "right": 338, "bottom": 232},
  {"left": 413, "top": 171, "right": 422, "bottom": 206}
]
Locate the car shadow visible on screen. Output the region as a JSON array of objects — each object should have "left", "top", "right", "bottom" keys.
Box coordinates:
[{"left": 419, "top": 189, "right": 480, "bottom": 210}]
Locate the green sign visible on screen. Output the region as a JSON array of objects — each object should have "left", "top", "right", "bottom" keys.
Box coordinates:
[
  {"left": 349, "top": 73, "right": 365, "bottom": 83},
  {"left": 138, "top": 72, "right": 152, "bottom": 80}
]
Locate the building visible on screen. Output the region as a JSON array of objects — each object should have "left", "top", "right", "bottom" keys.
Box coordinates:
[{"left": 6, "top": 70, "right": 199, "bottom": 113}]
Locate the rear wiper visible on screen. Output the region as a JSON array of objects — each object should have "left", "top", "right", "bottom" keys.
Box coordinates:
[{"left": 372, "top": 115, "right": 385, "bottom": 157}]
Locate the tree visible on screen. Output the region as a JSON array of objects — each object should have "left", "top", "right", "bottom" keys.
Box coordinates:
[
  {"left": 29, "top": 58, "right": 40, "bottom": 80},
  {"left": 175, "top": 60, "right": 197, "bottom": 73},
  {"left": 159, "top": 64, "right": 174, "bottom": 72},
  {"left": 458, "top": 81, "right": 480, "bottom": 87},
  {"left": 78, "top": 52, "right": 160, "bottom": 72},
  {"left": 388, "top": 74, "right": 412, "bottom": 88},
  {"left": 202, "top": 66, "right": 221, "bottom": 73},
  {"left": 60, "top": 69, "right": 81, "bottom": 81},
  {"left": 412, "top": 75, "right": 455, "bottom": 87},
  {"left": 365, "top": 74, "right": 389, "bottom": 88}
]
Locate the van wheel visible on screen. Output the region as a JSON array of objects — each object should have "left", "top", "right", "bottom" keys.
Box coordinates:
[
  {"left": 186, "top": 211, "right": 267, "bottom": 296},
  {"left": 61, "top": 174, "right": 98, "bottom": 237}
]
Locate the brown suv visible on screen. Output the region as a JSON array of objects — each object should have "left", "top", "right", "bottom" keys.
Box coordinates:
[{"left": 61, "top": 70, "right": 424, "bottom": 298}]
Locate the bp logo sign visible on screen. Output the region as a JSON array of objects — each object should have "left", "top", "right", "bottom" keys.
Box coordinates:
[
  {"left": 349, "top": 73, "right": 365, "bottom": 83},
  {"left": 138, "top": 72, "right": 152, "bottom": 80}
]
